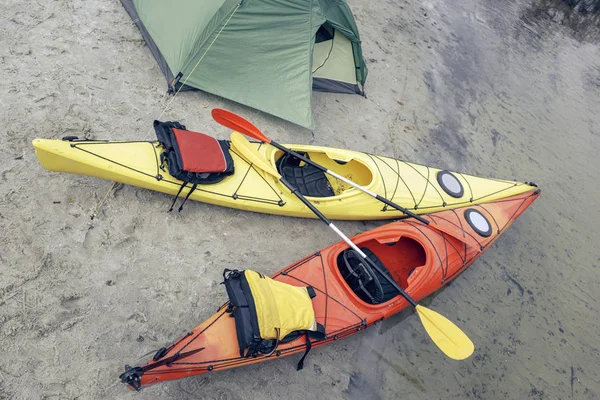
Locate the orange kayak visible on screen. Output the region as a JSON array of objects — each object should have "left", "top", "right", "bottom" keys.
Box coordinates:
[{"left": 120, "top": 189, "right": 540, "bottom": 390}]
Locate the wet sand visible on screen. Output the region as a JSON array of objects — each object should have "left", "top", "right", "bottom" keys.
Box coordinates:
[{"left": 0, "top": 0, "right": 598, "bottom": 399}]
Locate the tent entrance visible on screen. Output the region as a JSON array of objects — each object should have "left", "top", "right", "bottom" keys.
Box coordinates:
[{"left": 312, "top": 28, "right": 361, "bottom": 94}]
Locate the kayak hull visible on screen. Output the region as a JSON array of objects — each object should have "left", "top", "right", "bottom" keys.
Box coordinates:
[
  {"left": 122, "top": 190, "right": 540, "bottom": 390},
  {"left": 33, "top": 138, "right": 537, "bottom": 220}
]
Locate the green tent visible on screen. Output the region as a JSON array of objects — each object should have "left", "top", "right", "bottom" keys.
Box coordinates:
[{"left": 121, "top": 0, "right": 367, "bottom": 129}]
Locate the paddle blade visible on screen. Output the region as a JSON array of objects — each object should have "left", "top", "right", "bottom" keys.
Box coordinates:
[
  {"left": 230, "top": 132, "right": 281, "bottom": 180},
  {"left": 415, "top": 304, "right": 474, "bottom": 360},
  {"left": 212, "top": 109, "right": 270, "bottom": 143}
]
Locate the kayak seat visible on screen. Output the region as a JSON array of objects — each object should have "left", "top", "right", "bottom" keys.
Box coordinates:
[
  {"left": 276, "top": 152, "right": 334, "bottom": 197},
  {"left": 337, "top": 248, "right": 397, "bottom": 304},
  {"left": 154, "top": 120, "right": 234, "bottom": 181},
  {"left": 154, "top": 120, "right": 235, "bottom": 211}
]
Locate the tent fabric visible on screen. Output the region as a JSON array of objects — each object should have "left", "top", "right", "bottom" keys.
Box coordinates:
[{"left": 120, "top": 0, "right": 367, "bottom": 129}]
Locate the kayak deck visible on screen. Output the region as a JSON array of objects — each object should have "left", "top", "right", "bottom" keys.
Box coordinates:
[{"left": 33, "top": 138, "right": 537, "bottom": 219}]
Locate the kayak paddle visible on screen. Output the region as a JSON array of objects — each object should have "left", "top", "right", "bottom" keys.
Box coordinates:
[
  {"left": 213, "top": 108, "right": 430, "bottom": 225},
  {"left": 230, "top": 132, "right": 474, "bottom": 360}
]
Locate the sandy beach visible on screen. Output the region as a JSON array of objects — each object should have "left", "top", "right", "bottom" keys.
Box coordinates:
[{"left": 1, "top": 0, "right": 599, "bottom": 398}]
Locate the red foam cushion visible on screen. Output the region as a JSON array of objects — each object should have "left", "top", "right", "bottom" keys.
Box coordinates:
[{"left": 172, "top": 128, "right": 227, "bottom": 173}]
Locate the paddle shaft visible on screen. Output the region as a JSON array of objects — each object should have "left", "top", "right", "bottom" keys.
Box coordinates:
[
  {"left": 280, "top": 178, "right": 418, "bottom": 308},
  {"left": 271, "top": 141, "right": 429, "bottom": 225},
  {"left": 212, "top": 108, "right": 428, "bottom": 224},
  {"left": 229, "top": 130, "right": 475, "bottom": 360}
]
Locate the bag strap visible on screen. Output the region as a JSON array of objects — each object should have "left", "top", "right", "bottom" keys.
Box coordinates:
[
  {"left": 177, "top": 183, "right": 198, "bottom": 212},
  {"left": 168, "top": 181, "right": 189, "bottom": 212},
  {"left": 296, "top": 323, "right": 326, "bottom": 371},
  {"left": 296, "top": 334, "right": 312, "bottom": 371},
  {"left": 262, "top": 328, "right": 280, "bottom": 358},
  {"left": 167, "top": 182, "right": 199, "bottom": 213}
]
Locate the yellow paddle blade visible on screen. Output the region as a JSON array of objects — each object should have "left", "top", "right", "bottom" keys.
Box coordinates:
[
  {"left": 230, "top": 132, "right": 281, "bottom": 180},
  {"left": 415, "top": 304, "right": 474, "bottom": 360}
]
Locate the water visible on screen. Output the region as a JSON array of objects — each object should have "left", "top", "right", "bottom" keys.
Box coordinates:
[{"left": 340, "top": 0, "right": 600, "bottom": 398}]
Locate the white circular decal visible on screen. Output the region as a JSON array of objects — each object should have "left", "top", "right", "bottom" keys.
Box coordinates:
[
  {"left": 437, "top": 171, "right": 464, "bottom": 198},
  {"left": 469, "top": 212, "right": 489, "bottom": 232},
  {"left": 441, "top": 173, "right": 462, "bottom": 194},
  {"left": 464, "top": 209, "right": 492, "bottom": 237}
]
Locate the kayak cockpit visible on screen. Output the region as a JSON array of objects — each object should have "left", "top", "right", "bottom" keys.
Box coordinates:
[
  {"left": 274, "top": 149, "right": 373, "bottom": 197},
  {"left": 336, "top": 237, "right": 426, "bottom": 305}
]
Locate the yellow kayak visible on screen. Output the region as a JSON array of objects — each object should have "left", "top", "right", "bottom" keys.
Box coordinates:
[{"left": 33, "top": 137, "right": 536, "bottom": 220}]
